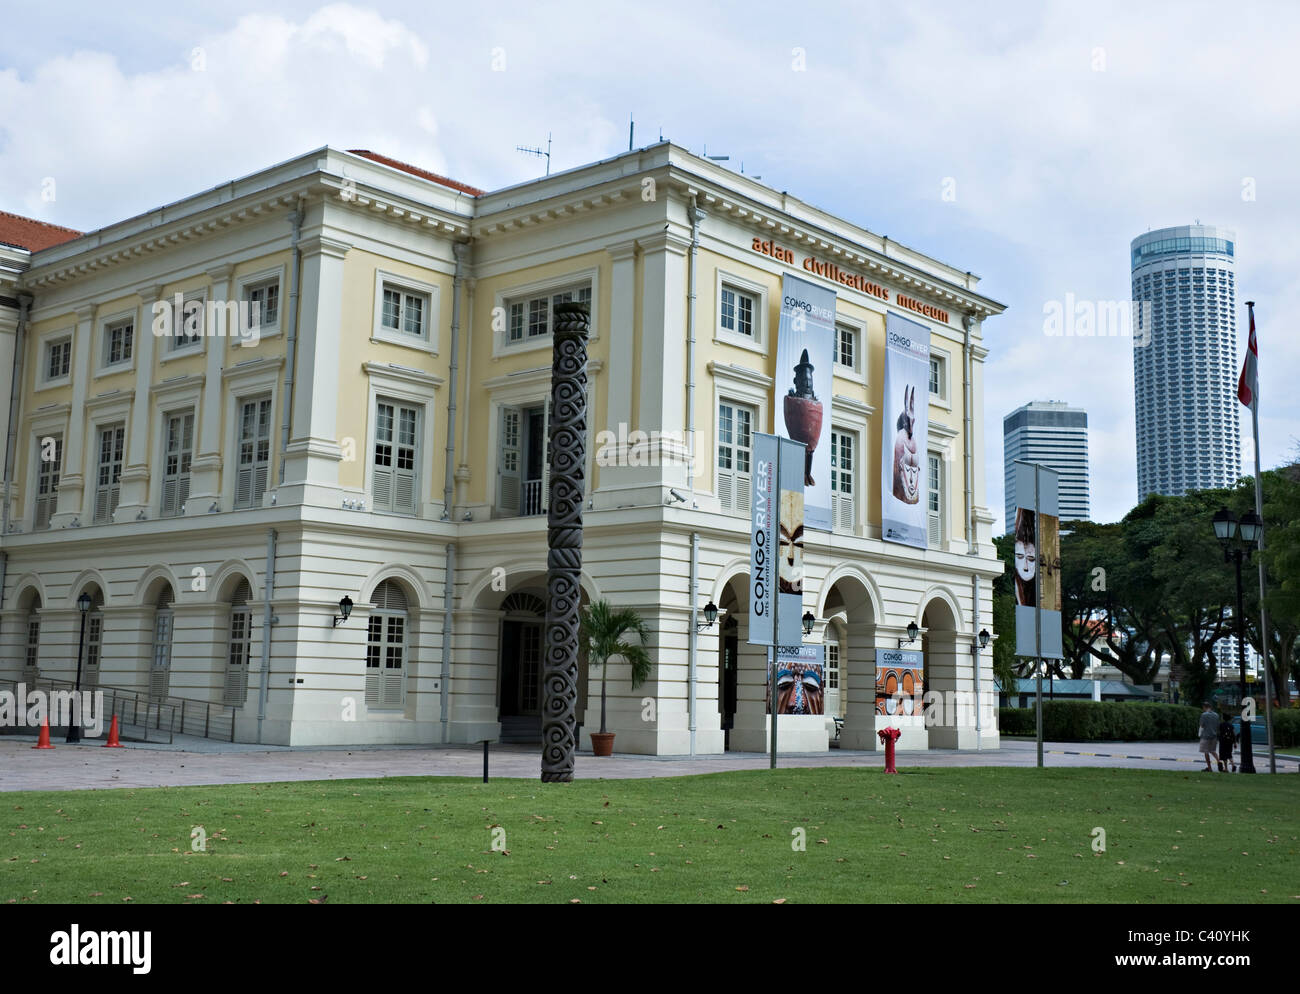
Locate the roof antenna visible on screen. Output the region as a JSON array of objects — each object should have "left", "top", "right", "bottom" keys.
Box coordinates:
[
  {"left": 516, "top": 132, "right": 552, "bottom": 176},
  {"left": 629, "top": 114, "right": 634, "bottom": 151}
]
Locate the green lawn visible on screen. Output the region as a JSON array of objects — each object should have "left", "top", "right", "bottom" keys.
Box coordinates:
[{"left": 4, "top": 767, "right": 1296, "bottom": 904}]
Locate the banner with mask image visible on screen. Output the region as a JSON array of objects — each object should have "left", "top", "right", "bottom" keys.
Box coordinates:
[
  {"left": 768, "top": 644, "right": 825, "bottom": 715},
  {"left": 881, "top": 312, "right": 931, "bottom": 548},
  {"left": 1012, "top": 461, "right": 1064, "bottom": 659},
  {"left": 775, "top": 274, "right": 836, "bottom": 532},
  {"left": 748, "top": 432, "right": 807, "bottom": 648},
  {"left": 875, "top": 648, "right": 924, "bottom": 717}
]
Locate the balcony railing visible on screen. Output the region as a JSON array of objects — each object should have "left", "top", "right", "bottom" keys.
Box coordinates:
[{"left": 522, "top": 478, "right": 544, "bottom": 516}]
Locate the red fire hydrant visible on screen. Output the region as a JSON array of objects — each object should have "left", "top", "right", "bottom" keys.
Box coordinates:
[{"left": 878, "top": 726, "right": 902, "bottom": 773}]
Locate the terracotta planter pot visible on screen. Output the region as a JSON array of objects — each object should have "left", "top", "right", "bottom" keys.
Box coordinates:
[{"left": 591, "top": 731, "right": 615, "bottom": 757}]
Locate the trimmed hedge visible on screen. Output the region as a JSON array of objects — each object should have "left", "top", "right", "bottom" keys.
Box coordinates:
[
  {"left": 997, "top": 701, "right": 1200, "bottom": 741},
  {"left": 1271, "top": 708, "right": 1300, "bottom": 749}
]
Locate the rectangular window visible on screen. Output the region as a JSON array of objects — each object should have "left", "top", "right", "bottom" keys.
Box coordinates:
[
  {"left": 504, "top": 283, "right": 592, "bottom": 346},
  {"left": 927, "top": 452, "right": 942, "bottom": 547},
  {"left": 47, "top": 339, "right": 72, "bottom": 380},
  {"left": 34, "top": 435, "right": 62, "bottom": 531},
  {"left": 826, "top": 640, "right": 840, "bottom": 691},
  {"left": 366, "top": 614, "right": 406, "bottom": 708},
  {"left": 830, "top": 429, "right": 855, "bottom": 531},
  {"left": 235, "top": 397, "right": 272, "bottom": 509},
  {"left": 172, "top": 296, "right": 204, "bottom": 350},
  {"left": 245, "top": 279, "right": 280, "bottom": 330},
  {"left": 25, "top": 617, "right": 40, "bottom": 670},
  {"left": 929, "top": 356, "right": 942, "bottom": 396},
  {"left": 717, "top": 401, "right": 754, "bottom": 514},
  {"left": 720, "top": 286, "right": 755, "bottom": 337},
  {"left": 833, "top": 323, "right": 857, "bottom": 372},
  {"left": 104, "top": 319, "right": 134, "bottom": 366},
  {"left": 380, "top": 283, "right": 429, "bottom": 338},
  {"left": 86, "top": 614, "right": 103, "bottom": 680},
  {"left": 160, "top": 411, "right": 195, "bottom": 518},
  {"left": 372, "top": 400, "right": 419, "bottom": 514},
  {"left": 93, "top": 424, "right": 125, "bottom": 524}
]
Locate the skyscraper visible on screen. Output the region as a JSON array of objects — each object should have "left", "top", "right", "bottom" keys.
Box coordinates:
[
  {"left": 1003, "top": 401, "right": 1090, "bottom": 529},
  {"left": 1131, "top": 225, "right": 1240, "bottom": 499}
]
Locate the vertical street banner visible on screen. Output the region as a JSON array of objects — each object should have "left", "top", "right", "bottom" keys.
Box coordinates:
[
  {"left": 768, "top": 644, "right": 825, "bottom": 715},
  {"left": 775, "top": 274, "right": 836, "bottom": 532},
  {"left": 1013, "top": 461, "right": 1064, "bottom": 659},
  {"left": 749, "top": 432, "right": 807, "bottom": 648},
  {"left": 875, "top": 648, "right": 924, "bottom": 716},
  {"left": 882, "top": 312, "right": 931, "bottom": 548}
]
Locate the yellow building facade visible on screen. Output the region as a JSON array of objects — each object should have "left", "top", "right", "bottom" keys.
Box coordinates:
[{"left": 0, "top": 144, "right": 1005, "bottom": 752}]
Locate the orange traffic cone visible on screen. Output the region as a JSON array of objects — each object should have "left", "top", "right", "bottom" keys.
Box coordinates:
[
  {"left": 103, "top": 714, "right": 124, "bottom": 748},
  {"left": 32, "top": 717, "right": 54, "bottom": 749}
]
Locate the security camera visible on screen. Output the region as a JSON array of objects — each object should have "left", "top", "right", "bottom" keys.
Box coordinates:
[{"left": 668, "top": 489, "right": 686, "bottom": 504}]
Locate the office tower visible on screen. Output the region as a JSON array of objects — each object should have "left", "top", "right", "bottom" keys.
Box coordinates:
[
  {"left": 1003, "top": 401, "right": 1090, "bottom": 529},
  {"left": 1131, "top": 225, "right": 1239, "bottom": 498}
]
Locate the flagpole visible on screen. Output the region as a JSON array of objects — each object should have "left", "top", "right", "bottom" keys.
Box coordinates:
[{"left": 1245, "top": 301, "right": 1276, "bottom": 774}]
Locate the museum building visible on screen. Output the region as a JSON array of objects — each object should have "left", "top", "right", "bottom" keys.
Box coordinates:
[{"left": 0, "top": 143, "right": 1006, "bottom": 753}]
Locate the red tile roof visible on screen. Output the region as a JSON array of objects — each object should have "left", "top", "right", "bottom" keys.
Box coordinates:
[
  {"left": 348, "top": 150, "right": 484, "bottom": 197},
  {"left": 0, "top": 210, "right": 82, "bottom": 252}
]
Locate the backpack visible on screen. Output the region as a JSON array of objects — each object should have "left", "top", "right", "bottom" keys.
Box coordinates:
[{"left": 1218, "top": 721, "right": 1236, "bottom": 747}]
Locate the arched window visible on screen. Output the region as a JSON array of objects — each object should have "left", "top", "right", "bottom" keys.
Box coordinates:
[
  {"left": 24, "top": 594, "right": 41, "bottom": 675},
  {"left": 224, "top": 579, "right": 253, "bottom": 706},
  {"left": 150, "top": 586, "right": 174, "bottom": 699},
  {"left": 366, "top": 581, "right": 408, "bottom": 709}
]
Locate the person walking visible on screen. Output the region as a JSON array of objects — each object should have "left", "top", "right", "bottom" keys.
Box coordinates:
[
  {"left": 1217, "top": 710, "right": 1238, "bottom": 773},
  {"left": 1198, "top": 702, "right": 1220, "bottom": 772}
]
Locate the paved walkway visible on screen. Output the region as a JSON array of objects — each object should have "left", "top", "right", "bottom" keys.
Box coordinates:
[{"left": 0, "top": 734, "right": 1294, "bottom": 791}]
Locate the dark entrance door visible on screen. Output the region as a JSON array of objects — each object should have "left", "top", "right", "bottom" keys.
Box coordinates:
[{"left": 721, "top": 621, "right": 739, "bottom": 751}]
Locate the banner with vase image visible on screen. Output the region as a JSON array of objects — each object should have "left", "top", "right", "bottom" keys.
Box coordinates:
[
  {"left": 775, "top": 274, "right": 836, "bottom": 533},
  {"left": 881, "top": 312, "right": 931, "bottom": 548},
  {"left": 875, "top": 648, "right": 924, "bottom": 717}
]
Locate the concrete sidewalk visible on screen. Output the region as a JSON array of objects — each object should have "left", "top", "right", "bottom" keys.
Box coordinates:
[{"left": 1, "top": 734, "right": 1294, "bottom": 792}]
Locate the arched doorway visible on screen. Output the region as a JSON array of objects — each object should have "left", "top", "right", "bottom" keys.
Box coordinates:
[
  {"left": 819, "top": 571, "right": 878, "bottom": 751},
  {"left": 149, "top": 585, "right": 176, "bottom": 699},
  {"left": 366, "top": 579, "right": 410, "bottom": 710},
  {"left": 74, "top": 585, "right": 105, "bottom": 690},
  {"left": 498, "top": 590, "right": 546, "bottom": 742},
  {"left": 921, "top": 595, "right": 963, "bottom": 748},
  {"left": 222, "top": 577, "right": 254, "bottom": 707},
  {"left": 19, "top": 589, "right": 42, "bottom": 679},
  {"left": 719, "top": 613, "right": 739, "bottom": 750}
]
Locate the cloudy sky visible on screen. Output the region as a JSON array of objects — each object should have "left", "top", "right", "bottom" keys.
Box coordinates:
[{"left": 3, "top": 0, "right": 1296, "bottom": 531}]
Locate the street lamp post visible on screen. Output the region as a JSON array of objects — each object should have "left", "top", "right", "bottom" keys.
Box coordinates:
[
  {"left": 67, "top": 592, "right": 92, "bottom": 744},
  {"left": 1212, "top": 507, "right": 1261, "bottom": 774}
]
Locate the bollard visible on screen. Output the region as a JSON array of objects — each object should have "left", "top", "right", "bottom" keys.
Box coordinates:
[
  {"left": 877, "top": 726, "right": 901, "bottom": 773},
  {"left": 482, "top": 739, "right": 490, "bottom": 783}
]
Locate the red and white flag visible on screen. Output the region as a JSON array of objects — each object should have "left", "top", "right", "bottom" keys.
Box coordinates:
[{"left": 1238, "top": 307, "right": 1258, "bottom": 411}]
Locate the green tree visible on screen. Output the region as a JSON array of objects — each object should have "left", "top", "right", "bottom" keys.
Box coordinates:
[{"left": 579, "top": 599, "right": 653, "bottom": 734}]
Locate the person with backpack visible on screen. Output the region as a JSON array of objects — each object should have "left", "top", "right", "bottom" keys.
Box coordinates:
[{"left": 1217, "top": 710, "right": 1238, "bottom": 773}]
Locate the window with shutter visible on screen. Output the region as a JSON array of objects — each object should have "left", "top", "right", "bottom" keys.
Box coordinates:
[
  {"left": 84, "top": 611, "right": 103, "bottom": 688},
  {"left": 365, "top": 580, "right": 408, "bottom": 709},
  {"left": 830, "top": 429, "right": 855, "bottom": 531},
  {"left": 161, "top": 411, "right": 195, "bottom": 517},
  {"left": 94, "top": 425, "right": 125, "bottom": 524},
  {"left": 497, "top": 406, "right": 522, "bottom": 515},
  {"left": 34, "top": 435, "right": 62, "bottom": 531},
  {"left": 150, "top": 588, "right": 174, "bottom": 699},
  {"left": 372, "top": 400, "right": 420, "bottom": 514},
  {"left": 24, "top": 613, "right": 40, "bottom": 672},
  {"left": 927, "top": 452, "right": 942, "bottom": 548},
  {"left": 224, "top": 579, "right": 253, "bottom": 706},
  {"left": 717, "top": 401, "right": 754, "bottom": 515},
  {"left": 235, "top": 397, "right": 272, "bottom": 509}
]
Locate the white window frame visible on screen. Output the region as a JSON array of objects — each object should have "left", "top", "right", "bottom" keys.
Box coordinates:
[
  {"left": 92, "top": 423, "right": 126, "bottom": 525},
  {"left": 221, "top": 357, "right": 283, "bottom": 511},
  {"left": 928, "top": 345, "right": 951, "bottom": 409},
  {"left": 147, "top": 376, "right": 203, "bottom": 515},
  {"left": 372, "top": 270, "right": 440, "bottom": 355},
  {"left": 236, "top": 266, "right": 286, "bottom": 343},
  {"left": 224, "top": 580, "right": 253, "bottom": 706},
  {"left": 366, "top": 581, "right": 410, "bottom": 710},
  {"left": 96, "top": 310, "right": 137, "bottom": 376},
  {"left": 492, "top": 267, "right": 600, "bottom": 359},
  {"left": 158, "top": 407, "right": 196, "bottom": 518},
  {"left": 362, "top": 363, "right": 441, "bottom": 518},
  {"left": 371, "top": 397, "right": 422, "bottom": 516},
  {"left": 832, "top": 316, "right": 866, "bottom": 385},
  {"left": 714, "top": 269, "right": 768, "bottom": 355},
  {"left": 161, "top": 289, "right": 207, "bottom": 361},
  {"left": 927, "top": 449, "right": 944, "bottom": 548},
  {"left": 830, "top": 426, "right": 858, "bottom": 533},
  {"left": 716, "top": 397, "right": 756, "bottom": 516},
  {"left": 25, "top": 610, "right": 41, "bottom": 671},
  {"left": 37, "top": 329, "right": 74, "bottom": 391},
  {"left": 708, "top": 361, "right": 772, "bottom": 515},
  {"left": 83, "top": 394, "right": 132, "bottom": 526},
  {"left": 29, "top": 410, "right": 68, "bottom": 531}
]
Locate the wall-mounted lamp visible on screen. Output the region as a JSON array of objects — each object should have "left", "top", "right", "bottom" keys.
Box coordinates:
[
  {"left": 802, "top": 611, "right": 816, "bottom": 636},
  {"left": 977, "top": 628, "right": 990, "bottom": 650},
  {"left": 333, "top": 595, "right": 354, "bottom": 628},
  {"left": 898, "top": 621, "right": 919, "bottom": 647},
  {"left": 696, "top": 600, "right": 718, "bottom": 632}
]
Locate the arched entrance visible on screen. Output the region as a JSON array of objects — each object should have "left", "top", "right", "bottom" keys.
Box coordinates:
[
  {"left": 498, "top": 590, "right": 547, "bottom": 742},
  {"left": 819, "top": 571, "right": 878, "bottom": 751},
  {"left": 921, "top": 594, "right": 964, "bottom": 749}
]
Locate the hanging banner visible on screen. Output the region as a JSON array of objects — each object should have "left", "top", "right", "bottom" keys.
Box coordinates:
[
  {"left": 749, "top": 432, "right": 806, "bottom": 647},
  {"left": 775, "top": 274, "right": 836, "bottom": 532},
  {"left": 768, "top": 644, "right": 825, "bottom": 715},
  {"left": 875, "top": 648, "right": 924, "bottom": 717},
  {"left": 881, "top": 312, "right": 931, "bottom": 548},
  {"left": 1013, "top": 461, "right": 1064, "bottom": 659}
]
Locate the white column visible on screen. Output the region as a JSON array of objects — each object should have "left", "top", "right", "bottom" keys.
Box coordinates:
[
  {"left": 281, "top": 235, "right": 350, "bottom": 505},
  {"left": 50, "top": 304, "right": 96, "bottom": 528},
  {"left": 116, "top": 284, "right": 161, "bottom": 518},
  {"left": 635, "top": 231, "right": 690, "bottom": 489},
  {"left": 184, "top": 265, "right": 232, "bottom": 512}
]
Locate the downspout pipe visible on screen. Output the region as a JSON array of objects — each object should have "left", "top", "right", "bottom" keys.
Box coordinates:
[
  {"left": 278, "top": 202, "right": 304, "bottom": 485},
  {"left": 441, "top": 244, "right": 467, "bottom": 744},
  {"left": 2, "top": 293, "right": 33, "bottom": 541},
  {"left": 257, "top": 528, "right": 277, "bottom": 744},
  {"left": 972, "top": 573, "right": 982, "bottom": 750},
  {"left": 961, "top": 312, "right": 976, "bottom": 554},
  {"left": 686, "top": 199, "right": 703, "bottom": 759},
  {"left": 441, "top": 543, "right": 455, "bottom": 743}
]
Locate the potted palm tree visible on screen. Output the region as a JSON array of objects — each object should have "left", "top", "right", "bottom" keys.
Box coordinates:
[{"left": 580, "top": 599, "right": 652, "bottom": 757}]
